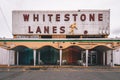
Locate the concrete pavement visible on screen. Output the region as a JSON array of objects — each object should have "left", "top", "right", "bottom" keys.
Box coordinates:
[{"left": 0, "top": 67, "right": 120, "bottom": 80}]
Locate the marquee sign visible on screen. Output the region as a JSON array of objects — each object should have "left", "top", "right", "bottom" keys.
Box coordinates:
[{"left": 12, "top": 10, "right": 110, "bottom": 35}]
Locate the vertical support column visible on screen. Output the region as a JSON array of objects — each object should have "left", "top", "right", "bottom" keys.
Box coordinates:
[
  {"left": 59, "top": 49, "right": 62, "bottom": 66},
  {"left": 17, "top": 51, "right": 19, "bottom": 66},
  {"left": 38, "top": 51, "right": 40, "bottom": 64},
  {"left": 103, "top": 51, "right": 105, "bottom": 66},
  {"left": 86, "top": 49, "right": 88, "bottom": 67},
  {"left": 111, "top": 50, "right": 114, "bottom": 67},
  {"left": 8, "top": 50, "right": 10, "bottom": 67},
  {"left": 33, "top": 49, "right": 36, "bottom": 66}
]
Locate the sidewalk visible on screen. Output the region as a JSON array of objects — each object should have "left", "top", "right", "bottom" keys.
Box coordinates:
[{"left": 0, "top": 65, "right": 120, "bottom": 71}]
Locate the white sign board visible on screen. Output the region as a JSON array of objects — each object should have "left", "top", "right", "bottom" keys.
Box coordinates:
[{"left": 12, "top": 10, "right": 110, "bottom": 35}]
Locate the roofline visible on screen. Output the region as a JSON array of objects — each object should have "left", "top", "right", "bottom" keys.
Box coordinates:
[
  {"left": 12, "top": 9, "right": 110, "bottom": 12},
  {"left": 0, "top": 38, "right": 120, "bottom": 42}
]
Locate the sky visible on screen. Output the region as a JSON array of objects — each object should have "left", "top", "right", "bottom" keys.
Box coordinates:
[{"left": 0, "top": 0, "right": 120, "bottom": 38}]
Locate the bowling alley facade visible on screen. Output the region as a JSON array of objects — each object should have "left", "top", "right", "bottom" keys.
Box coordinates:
[{"left": 0, "top": 10, "right": 120, "bottom": 67}]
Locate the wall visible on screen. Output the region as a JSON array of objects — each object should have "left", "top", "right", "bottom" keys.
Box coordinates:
[
  {"left": 114, "top": 48, "right": 120, "bottom": 65},
  {"left": 106, "top": 50, "right": 112, "bottom": 65},
  {"left": 0, "top": 48, "right": 15, "bottom": 65}
]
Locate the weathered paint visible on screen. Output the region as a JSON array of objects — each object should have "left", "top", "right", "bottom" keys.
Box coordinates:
[{"left": 12, "top": 10, "right": 110, "bottom": 35}]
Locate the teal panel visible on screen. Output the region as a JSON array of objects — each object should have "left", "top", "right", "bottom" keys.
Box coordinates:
[
  {"left": 40, "top": 46, "right": 59, "bottom": 65},
  {"left": 19, "top": 48, "right": 33, "bottom": 65}
]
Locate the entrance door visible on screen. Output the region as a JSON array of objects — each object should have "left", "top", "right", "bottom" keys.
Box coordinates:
[{"left": 88, "top": 51, "right": 97, "bottom": 65}]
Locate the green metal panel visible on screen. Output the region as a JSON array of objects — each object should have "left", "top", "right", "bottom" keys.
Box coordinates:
[
  {"left": 40, "top": 46, "right": 59, "bottom": 65},
  {"left": 1, "top": 38, "right": 120, "bottom": 42},
  {"left": 19, "top": 48, "right": 33, "bottom": 65}
]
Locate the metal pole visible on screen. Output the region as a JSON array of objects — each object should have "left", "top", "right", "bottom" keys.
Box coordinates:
[
  {"left": 112, "top": 50, "right": 114, "bottom": 67},
  {"left": 33, "top": 49, "right": 36, "bottom": 66},
  {"left": 86, "top": 50, "right": 88, "bottom": 67},
  {"left": 103, "top": 51, "right": 105, "bottom": 65},
  {"left": 8, "top": 50, "right": 10, "bottom": 67},
  {"left": 17, "top": 51, "right": 19, "bottom": 66},
  {"left": 59, "top": 49, "right": 62, "bottom": 66}
]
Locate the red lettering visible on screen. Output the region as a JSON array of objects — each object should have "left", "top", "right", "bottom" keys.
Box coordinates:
[
  {"left": 53, "top": 26, "right": 57, "bottom": 33},
  {"left": 36, "top": 26, "right": 41, "bottom": 33},
  {"left": 89, "top": 14, "right": 95, "bottom": 21},
  {"left": 72, "top": 14, "right": 78, "bottom": 21},
  {"left": 48, "top": 14, "right": 53, "bottom": 22},
  {"left": 98, "top": 14, "right": 103, "bottom": 21},
  {"left": 44, "top": 26, "right": 49, "bottom": 33},
  {"left": 33, "top": 14, "right": 39, "bottom": 21},
  {"left": 56, "top": 14, "right": 60, "bottom": 21},
  {"left": 60, "top": 26, "right": 65, "bottom": 33},
  {"left": 80, "top": 14, "right": 86, "bottom": 21},
  {"left": 64, "top": 14, "right": 70, "bottom": 21},
  {"left": 23, "top": 14, "right": 29, "bottom": 21},
  {"left": 28, "top": 26, "right": 33, "bottom": 33}
]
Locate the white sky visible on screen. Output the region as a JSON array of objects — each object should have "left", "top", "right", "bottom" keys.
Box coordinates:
[{"left": 0, "top": 0, "right": 120, "bottom": 38}]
